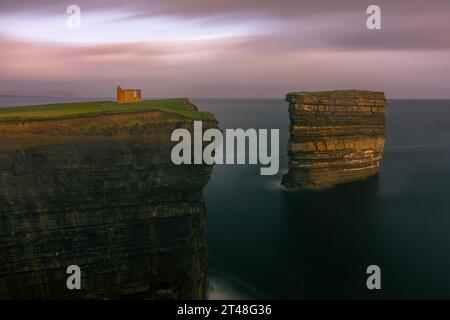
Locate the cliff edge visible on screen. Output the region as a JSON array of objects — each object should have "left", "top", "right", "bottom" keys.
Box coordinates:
[{"left": 0, "top": 98, "right": 217, "bottom": 136}]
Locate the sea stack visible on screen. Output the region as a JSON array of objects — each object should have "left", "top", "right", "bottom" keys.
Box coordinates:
[{"left": 282, "top": 90, "right": 387, "bottom": 189}]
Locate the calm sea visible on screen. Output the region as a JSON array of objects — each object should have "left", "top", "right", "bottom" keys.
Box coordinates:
[{"left": 2, "top": 96, "right": 450, "bottom": 299}]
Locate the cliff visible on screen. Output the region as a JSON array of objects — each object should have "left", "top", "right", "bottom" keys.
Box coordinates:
[
  {"left": 0, "top": 99, "right": 216, "bottom": 299},
  {"left": 282, "top": 90, "right": 387, "bottom": 189}
]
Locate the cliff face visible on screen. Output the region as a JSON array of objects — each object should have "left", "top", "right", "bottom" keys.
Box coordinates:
[
  {"left": 0, "top": 103, "right": 216, "bottom": 299},
  {"left": 282, "top": 90, "right": 387, "bottom": 189},
  {"left": 0, "top": 137, "right": 211, "bottom": 299}
]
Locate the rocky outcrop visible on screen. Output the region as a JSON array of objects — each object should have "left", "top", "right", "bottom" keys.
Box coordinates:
[
  {"left": 0, "top": 104, "right": 216, "bottom": 299},
  {"left": 282, "top": 90, "right": 387, "bottom": 189}
]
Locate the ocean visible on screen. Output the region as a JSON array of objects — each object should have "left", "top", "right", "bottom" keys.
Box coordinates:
[
  {"left": 198, "top": 98, "right": 450, "bottom": 299},
  {"left": 1, "top": 96, "right": 450, "bottom": 299}
]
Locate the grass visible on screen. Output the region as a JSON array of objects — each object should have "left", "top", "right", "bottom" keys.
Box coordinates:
[
  {"left": 0, "top": 98, "right": 214, "bottom": 122},
  {"left": 287, "top": 90, "right": 383, "bottom": 97}
]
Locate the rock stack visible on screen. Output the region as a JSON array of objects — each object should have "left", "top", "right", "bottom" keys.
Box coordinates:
[{"left": 282, "top": 90, "right": 387, "bottom": 189}]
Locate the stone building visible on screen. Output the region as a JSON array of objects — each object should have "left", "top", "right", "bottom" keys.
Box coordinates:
[{"left": 117, "top": 85, "right": 141, "bottom": 104}]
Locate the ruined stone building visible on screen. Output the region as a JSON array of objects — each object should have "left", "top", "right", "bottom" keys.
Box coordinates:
[{"left": 117, "top": 85, "right": 141, "bottom": 104}]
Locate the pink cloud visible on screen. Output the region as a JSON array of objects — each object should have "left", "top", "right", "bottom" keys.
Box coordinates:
[{"left": 0, "top": 0, "right": 450, "bottom": 98}]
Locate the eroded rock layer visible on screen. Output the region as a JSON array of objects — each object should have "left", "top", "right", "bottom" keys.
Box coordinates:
[
  {"left": 0, "top": 137, "right": 212, "bottom": 299},
  {"left": 282, "top": 90, "right": 387, "bottom": 189}
]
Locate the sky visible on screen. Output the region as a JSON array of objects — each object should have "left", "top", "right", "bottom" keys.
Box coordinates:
[{"left": 0, "top": 0, "right": 449, "bottom": 98}]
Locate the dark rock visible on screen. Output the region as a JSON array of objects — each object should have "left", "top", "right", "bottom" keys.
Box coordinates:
[{"left": 0, "top": 134, "right": 212, "bottom": 299}]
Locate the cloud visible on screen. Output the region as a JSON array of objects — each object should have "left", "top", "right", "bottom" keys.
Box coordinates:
[
  {"left": 0, "top": 0, "right": 450, "bottom": 98},
  {"left": 2, "top": 0, "right": 450, "bottom": 50}
]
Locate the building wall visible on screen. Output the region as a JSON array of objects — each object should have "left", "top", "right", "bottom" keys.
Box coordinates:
[{"left": 117, "top": 89, "right": 141, "bottom": 104}]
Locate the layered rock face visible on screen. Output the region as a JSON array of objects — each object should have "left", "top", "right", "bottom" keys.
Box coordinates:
[
  {"left": 282, "top": 90, "right": 387, "bottom": 189},
  {"left": 0, "top": 138, "right": 212, "bottom": 299},
  {"left": 0, "top": 110, "right": 216, "bottom": 299}
]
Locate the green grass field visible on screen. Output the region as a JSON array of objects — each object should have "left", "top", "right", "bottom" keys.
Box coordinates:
[{"left": 0, "top": 98, "right": 214, "bottom": 122}]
